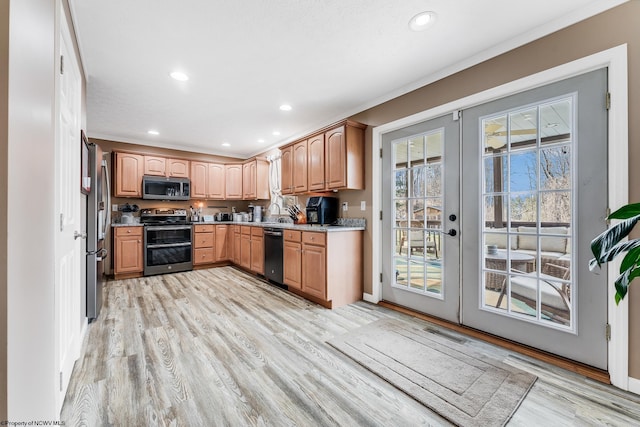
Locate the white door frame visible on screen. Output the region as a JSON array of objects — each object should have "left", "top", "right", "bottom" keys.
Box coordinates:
[{"left": 369, "top": 44, "right": 629, "bottom": 390}]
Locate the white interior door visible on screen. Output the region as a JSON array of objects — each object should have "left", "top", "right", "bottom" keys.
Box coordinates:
[
  {"left": 460, "top": 69, "right": 609, "bottom": 369},
  {"left": 381, "top": 114, "right": 460, "bottom": 322},
  {"left": 55, "top": 8, "right": 83, "bottom": 411}
]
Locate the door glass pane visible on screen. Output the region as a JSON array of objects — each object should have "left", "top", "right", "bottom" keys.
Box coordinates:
[
  {"left": 481, "top": 96, "right": 574, "bottom": 330},
  {"left": 392, "top": 129, "right": 444, "bottom": 298}
]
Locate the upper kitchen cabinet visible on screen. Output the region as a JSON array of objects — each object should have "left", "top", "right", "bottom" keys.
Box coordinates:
[
  {"left": 190, "top": 161, "right": 208, "bottom": 199},
  {"left": 114, "top": 152, "right": 144, "bottom": 197},
  {"left": 242, "top": 158, "right": 270, "bottom": 200},
  {"left": 325, "top": 121, "right": 365, "bottom": 190},
  {"left": 292, "top": 140, "right": 308, "bottom": 193},
  {"left": 281, "top": 145, "right": 293, "bottom": 195},
  {"left": 207, "top": 163, "right": 226, "bottom": 199},
  {"left": 279, "top": 120, "right": 366, "bottom": 195},
  {"left": 225, "top": 164, "right": 243, "bottom": 199},
  {"left": 307, "top": 133, "right": 325, "bottom": 191},
  {"left": 144, "top": 156, "right": 190, "bottom": 178}
]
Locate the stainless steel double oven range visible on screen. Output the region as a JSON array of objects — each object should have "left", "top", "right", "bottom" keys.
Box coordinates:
[{"left": 140, "top": 208, "right": 193, "bottom": 276}]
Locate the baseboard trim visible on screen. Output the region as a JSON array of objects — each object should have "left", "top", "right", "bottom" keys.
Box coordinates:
[
  {"left": 362, "top": 292, "right": 378, "bottom": 304},
  {"left": 378, "top": 300, "right": 611, "bottom": 384},
  {"left": 629, "top": 377, "right": 640, "bottom": 395}
]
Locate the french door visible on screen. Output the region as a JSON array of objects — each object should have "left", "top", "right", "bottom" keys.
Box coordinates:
[
  {"left": 381, "top": 68, "right": 608, "bottom": 369},
  {"left": 381, "top": 114, "right": 460, "bottom": 322}
]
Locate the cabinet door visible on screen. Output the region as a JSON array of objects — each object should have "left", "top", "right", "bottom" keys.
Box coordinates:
[
  {"left": 242, "top": 161, "right": 256, "bottom": 199},
  {"left": 281, "top": 145, "right": 293, "bottom": 195},
  {"left": 208, "top": 163, "right": 226, "bottom": 199},
  {"left": 144, "top": 156, "right": 166, "bottom": 176},
  {"left": 283, "top": 240, "right": 302, "bottom": 289},
  {"left": 215, "top": 225, "right": 228, "bottom": 261},
  {"left": 190, "top": 161, "right": 208, "bottom": 199},
  {"left": 225, "top": 164, "right": 243, "bottom": 199},
  {"left": 114, "top": 153, "right": 143, "bottom": 197},
  {"left": 302, "top": 243, "right": 326, "bottom": 299},
  {"left": 325, "top": 126, "right": 346, "bottom": 189},
  {"left": 115, "top": 234, "right": 143, "bottom": 273},
  {"left": 293, "top": 140, "right": 308, "bottom": 193},
  {"left": 307, "top": 134, "right": 326, "bottom": 191},
  {"left": 167, "top": 158, "right": 190, "bottom": 178},
  {"left": 250, "top": 234, "right": 264, "bottom": 274},
  {"left": 233, "top": 230, "right": 241, "bottom": 264},
  {"left": 255, "top": 159, "right": 270, "bottom": 200},
  {"left": 240, "top": 233, "right": 251, "bottom": 269}
]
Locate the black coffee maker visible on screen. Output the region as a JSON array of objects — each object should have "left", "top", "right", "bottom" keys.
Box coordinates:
[{"left": 305, "top": 196, "right": 339, "bottom": 225}]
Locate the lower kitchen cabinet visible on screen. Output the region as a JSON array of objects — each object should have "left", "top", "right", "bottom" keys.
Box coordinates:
[
  {"left": 113, "top": 226, "right": 143, "bottom": 277},
  {"left": 215, "top": 225, "right": 229, "bottom": 261},
  {"left": 250, "top": 227, "right": 264, "bottom": 274},
  {"left": 284, "top": 230, "right": 362, "bottom": 308},
  {"left": 193, "top": 224, "right": 215, "bottom": 265},
  {"left": 233, "top": 226, "right": 241, "bottom": 264}
]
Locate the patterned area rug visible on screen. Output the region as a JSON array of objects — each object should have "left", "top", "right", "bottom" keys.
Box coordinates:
[{"left": 328, "top": 318, "right": 537, "bottom": 426}]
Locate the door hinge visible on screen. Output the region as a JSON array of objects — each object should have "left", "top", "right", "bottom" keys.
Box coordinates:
[
  {"left": 60, "top": 55, "right": 64, "bottom": 75},
  {"left": 452, "top": 110, "right": 461, "bottom": 121},
  {"left": 605, "top": 323, "right": 611, "bottom": 341},
  {"left": 605, "top": 92, "right": 611, "bottom": 110},
  {"left": 380, "top": 273, "right": 383, "bottom": 283},
  {"left": 379, "top": 210, "right": 383, "bottom": 220},
  {"left": 379, "top": 148, "right": 383, "bottom": 158},
  {"left": 606, "top": 207, "right": 611, "bottom": 226},
  {"left": 59, "top": 371, "right": 63, "bottom": 391},
  {"left": 59, "top": 213, "right": 64, "bottom": 231}
]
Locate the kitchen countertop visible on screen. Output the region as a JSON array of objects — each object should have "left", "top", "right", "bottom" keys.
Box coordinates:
[{"left": 111, "top": 221, "right": 364, "bottom": 232}]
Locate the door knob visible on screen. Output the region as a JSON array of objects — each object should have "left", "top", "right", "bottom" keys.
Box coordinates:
[
  {"left": 446, "top": 229, "right": 457, "bottom": 237},
  {"left": 449, "top": 214, "right": 457, "bottom": 221}
]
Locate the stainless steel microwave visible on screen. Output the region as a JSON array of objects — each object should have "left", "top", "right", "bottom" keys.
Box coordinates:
[{"left": 142, "top": 175, "right": 190, "bottom": 201}]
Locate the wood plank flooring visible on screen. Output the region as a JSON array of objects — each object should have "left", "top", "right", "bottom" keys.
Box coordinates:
[{"left": 61, "top": 267, "right": 640, "bottom": 426}]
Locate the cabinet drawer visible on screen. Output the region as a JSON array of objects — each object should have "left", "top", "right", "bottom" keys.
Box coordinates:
[
  {"left": 194, "top": 248, "right": 215, "bottom": 264},
  {"left": 194, "top": 224, "right": 214, "bottom": 233},
  {"left": 114, "top": 226, "right": 143, "bottom": 237},
  {"left": 194, "top": 233, "right": 214, "bottom": 248},
  {"left": 251, "top": 227, "right": 263, "bottom": 237},
  {"left": 284, "top": 230, "right": 301, "bottom": 242},
  {"left": 241, "top": 226, "right": 251, "bottom": 235},
  {"left": 302, "top": 232, "right": 325, "bottom": 246}
]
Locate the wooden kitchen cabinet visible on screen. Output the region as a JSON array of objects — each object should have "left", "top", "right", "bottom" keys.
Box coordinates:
[
  {"left": 283, "top": 230, "right": 302, "bottom": 289},
  {"left": 208, "top": 163, "right": 226, "bottom": 199},
  {"left": 144, "top": 156, "right": 190, "bottom": 178},
  {"left": 193, "top": 224, "right": 215, "bottom": 265},
  {"left": 166, "top": 158, "right": 189, "bottom": 178},
  {"left": 190, "top": 161, "right": 208, "bottom": 199},
  {"left": 233, "top": 226, "right": 241, "bottom": 264},
  {"left": 225, "top": 164, "right": 243, "bottom": 199},
  {"left": 325, "top": 122, "right": 365, "bottom": 190},
  {"left": 292, "top": 140, "right": 308, "bottom": 193},
  {"left": 113, "top": 226, "right": 143, "bottom": 277},
  {"left": 284, "top": 230, "right": 363, "bottom": 309},
  {"left": 114, "top": 152, "right": 144, "bottom": 197},
  {"left": 240, "top": 226, "right": 252, "bottom": 269},
  {"left": 242, "top": 158, "right": 270, "bottom": 200},
  {"left": 307, "top": 133, "right": 326, "bottom": 191},
  {"left": 281, "top": 145, "right": 293, "bottom": 195},
  {"left": 250, "top": 227, "right": 264, "bottom": 274},
  {"left": 215, "top": 225, "right": 229, "bottom": 261}
]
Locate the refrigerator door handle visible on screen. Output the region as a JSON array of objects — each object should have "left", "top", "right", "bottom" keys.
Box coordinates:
[{"left": 102, "top": 158, "right": 111, "bottom": 235}]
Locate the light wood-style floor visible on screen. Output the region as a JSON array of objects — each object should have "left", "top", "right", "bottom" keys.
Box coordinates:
[{"left": 62, "top": 267, "right": 640, "bottom": 426}]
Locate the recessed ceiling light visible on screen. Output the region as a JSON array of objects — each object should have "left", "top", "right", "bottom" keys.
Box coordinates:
[
  {"left": 147, "top": 130, "right": 159, "bottom": 135},
  {"left": 258, "top": 139, "right": 265, "bottom": 143},
  {"left": 279, "top": 104, "right": 292, "bottom": 111},
  {"left": 409, "top": 11, "right": 437, "bottom": 31},
  {"left": 272, "top": 131, "right": 281, "bottom": 136},
  {"left": 221, "top": 142, "right": 231, "bottom": 147},
  {"left": 169, "top": 71, "right": 189, "bottom": 81}
]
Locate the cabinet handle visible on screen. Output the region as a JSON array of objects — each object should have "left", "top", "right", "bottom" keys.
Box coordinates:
[
  {"left": 138, "top": 240, "right": 141, "bottom": 243},
  {"left": 127, "top": 229, "right": 132, "bottom": 233}
]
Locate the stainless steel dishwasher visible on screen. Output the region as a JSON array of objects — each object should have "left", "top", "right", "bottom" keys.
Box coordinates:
[{"left": 263, "top": 227, "right": 284, "bottom": 285}]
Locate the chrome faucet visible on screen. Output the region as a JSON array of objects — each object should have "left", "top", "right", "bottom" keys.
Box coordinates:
[{"left": 267, "top": 202, "right": 281, "bottom": 217}]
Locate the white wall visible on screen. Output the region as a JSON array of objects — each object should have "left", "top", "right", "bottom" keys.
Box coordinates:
[{"left": 7, "top": 0, "right": 57, "bottom": 419}]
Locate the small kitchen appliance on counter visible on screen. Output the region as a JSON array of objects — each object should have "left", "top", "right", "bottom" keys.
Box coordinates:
[{"left": 305, "top": 196, "right": 339, "bottom": 225}]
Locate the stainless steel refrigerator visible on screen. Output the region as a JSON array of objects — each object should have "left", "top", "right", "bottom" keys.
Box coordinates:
[{"left": 86, "top": 142, "right": 110, "bottom": 321}]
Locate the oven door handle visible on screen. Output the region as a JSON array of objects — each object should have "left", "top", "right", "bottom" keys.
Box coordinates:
[
  {"left": 146, "top": 242, "right": 192, "bottom": 249},
  {"left": 145, "top": 225, "right": 193, "bottom": 232}
]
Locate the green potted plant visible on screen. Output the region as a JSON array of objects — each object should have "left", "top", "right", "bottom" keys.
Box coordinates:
[{"left": 590, "top": 202, "right": 640, "bottom": 304}]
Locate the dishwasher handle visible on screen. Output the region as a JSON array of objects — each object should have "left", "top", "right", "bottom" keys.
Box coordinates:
[{"left": 264, "top": 229, "right": 283, "bottom": 236}]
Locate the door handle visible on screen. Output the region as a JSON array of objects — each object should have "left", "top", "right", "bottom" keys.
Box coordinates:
[
  {"left": 439, "top": 229, "right": 457, "bottom": 237},
  {"left": 74, "top": 231, "right": 87, "bottom": 240}
]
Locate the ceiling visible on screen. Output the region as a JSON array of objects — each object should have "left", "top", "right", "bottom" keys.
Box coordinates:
[{"left": 69, "top": 0, "right": 625, "bottom": 159}]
